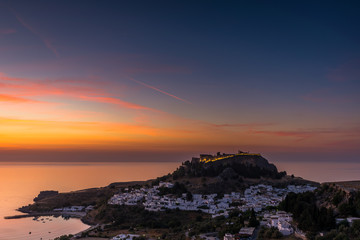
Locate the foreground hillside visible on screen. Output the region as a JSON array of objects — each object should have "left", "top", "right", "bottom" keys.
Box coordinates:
[{"left": 280, "top": 182, "right": 360, "bottom": 239}]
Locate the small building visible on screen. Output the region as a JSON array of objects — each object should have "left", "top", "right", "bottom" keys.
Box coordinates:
[
  {"left": 238, "top": 227, "right": 255, "bottom": 239},
  {"left": 278, "top": 221, "right": 293, "bottom": 235},
  {"left": 200, "top": 232, "right": 219, "bottom": 240},
  {"left": 224, "top": 233, "right": 235, "bottom": 240},
  {"left": 159, "top": 181, "right": 174, "bottom": 188},
  {"left": 336, "top": 217, "right": 360, "bottom": 226},
  {"left": 347, "top": 217, "right": 360, "bottom": 226},
  {"left": 111, "top": 234, "right": 140, "bottom": 240}
]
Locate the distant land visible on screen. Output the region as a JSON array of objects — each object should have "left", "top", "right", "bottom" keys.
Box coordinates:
[
  {"left": 1, "top": 149, "right": 359, "bottom": 164},
  {"left": 325, "top": 181, "right": 360, "bottom": 192}
]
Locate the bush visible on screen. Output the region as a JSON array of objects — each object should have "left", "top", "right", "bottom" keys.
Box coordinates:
[
  {"left": 54, "top": 235, "right": 73, "bottom": 240},
  {"left": 257, "top": 227, "right": 282, "bottom": 239}
]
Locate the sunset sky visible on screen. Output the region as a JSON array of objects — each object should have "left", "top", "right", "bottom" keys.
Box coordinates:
[{"left": 0, "top": 1, "right": 359, "bottom": 162}]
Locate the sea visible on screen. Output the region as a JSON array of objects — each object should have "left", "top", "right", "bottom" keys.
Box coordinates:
[{"left": 0, "top": 161, "right": 360, "bottom": 240}]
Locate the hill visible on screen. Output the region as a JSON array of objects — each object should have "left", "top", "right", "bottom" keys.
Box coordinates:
[
  {"left": 19, "top": 152, "right": 318, "bottom": 213},
  {"left": 15, "top": 151, "right": 321, "bottom": 239},
  {"left": 152, "top": 152, "right": 317, "bottom": 194}
]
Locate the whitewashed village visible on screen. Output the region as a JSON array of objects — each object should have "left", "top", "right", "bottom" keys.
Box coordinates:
[{"left": 105, "top": 182, "right": 316, "bottom": 240}]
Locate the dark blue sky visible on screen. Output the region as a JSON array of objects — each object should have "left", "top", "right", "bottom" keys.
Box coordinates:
[{"left": 0, "top": 1, "right": 359, "bottom": 162}]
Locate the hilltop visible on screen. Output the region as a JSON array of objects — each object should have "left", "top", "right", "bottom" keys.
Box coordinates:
[{"left": 152, "top": 151, "right": 317, "bottom": 194}]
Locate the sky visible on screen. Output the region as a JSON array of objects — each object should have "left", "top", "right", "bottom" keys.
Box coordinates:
[{"left": 0, "top": 0, "right": 359, "bottom": 162}]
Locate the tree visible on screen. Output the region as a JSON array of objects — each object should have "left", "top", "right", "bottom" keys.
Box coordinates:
[
  {"left": 334, "top": 233, "right": 349, "bottom": 240},
  {"left": 186, "top": 192, "right": 193, "bottom": 201},
  {"left": 257, "top": 227, "right": 282, "bottom": 240},
  {"left": 54, "top": 235, "right": 73, "bottom": 240},
  {"left": 134, "top": 237, "right": 147, "bottom": 240},
  {"left": 248, "top": 209, "right": 259, "bottom": 227}
]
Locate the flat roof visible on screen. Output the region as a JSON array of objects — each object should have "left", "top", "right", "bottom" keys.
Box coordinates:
[{"left": 239, "top": 227, "right": 255, "bottom": 235}]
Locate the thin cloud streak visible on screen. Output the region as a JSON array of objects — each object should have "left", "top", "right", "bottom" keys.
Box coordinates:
[
  {"left": 248, "top": 127, "right": 360, "bottom": 142},
  {"left": 0, "top": 72, "right": 106, "bottom": 97},
  {"left": 79, "top": 96, "right": 156, "bottom": 111},
  {"left": 0, "top": 28, "right": 16, "bottom": 35},
  {"left": 327, "top": 59, "right": 360, "bottom": 82},
  {"left": 43, "top": 39, "right": 59, "bottom": 57},
  {"left": 12, "top": 11, "right": 59, "bottom": 57},
  {"left": 0, "top": 72, "right": 26, "bottom": 81},
  {"left": 129, "top": 77, "right": 191, "bottom": 104},
  {"left": 0, "top": 94, "right": 40, "bottom": 103},
  {"left": 0, "top": 72, "right": 163, "bottom": 115},
  {"left": 302, "top": 88, "right": 354, "bottom": 104},
  {"left": 210, "top": 123, "right": 274, "bottom": 129}
]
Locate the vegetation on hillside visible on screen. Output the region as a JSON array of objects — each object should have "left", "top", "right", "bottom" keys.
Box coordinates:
[
  {"left": 54, "top": 235, "right": 73, "bottom": 240},
  {"left": 279, "top": 191, "right": 336, "bottom": 232},
  {"left": 315, "top": 220, "right": 360, "bottom": 240},
  {"left": 19, "top": 187, "right": 114, "bottom": 212},
  {"left": 280, "top": 184, "right": 360, "bottom": 240},
  {"left": 158, "top": 182, "right": 189, "bottom": 197},
  {"left": 257, "top": 227, "right": 283, "bottom": 239},
  {"left": 187, "top": 208, "right": 259, "bottom": 239},
  {"left": 81, "top": 203, "right": 263, "bottom": 240},
  {"left": 172, "top": 159, "right": 286, "bottom": 180},
  {"left": 317, "top": 184, "right": 360, "bottom": 217}
]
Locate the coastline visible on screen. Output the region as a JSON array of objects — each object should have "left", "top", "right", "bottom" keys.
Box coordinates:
[
  {"left": 4, "top": 155, "right": 347, "bottom": 239},
  {"left": 4, "top": 211, "right": 86, "bottom": 219},
  {"left": 4, "top": 180, "right": 152, "bottom": 226}
]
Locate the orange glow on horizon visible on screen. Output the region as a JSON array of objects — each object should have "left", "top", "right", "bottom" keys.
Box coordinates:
[{"left": 0, "top": 72, "right": 358, "bottom": 154}]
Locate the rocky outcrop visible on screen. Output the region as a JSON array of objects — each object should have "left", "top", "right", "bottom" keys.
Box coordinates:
[
  {"left": 205, "top": 154, "right": 278, "bottom": 173},
  {"left": 33, "top": 190, "right": 59, "bottom": 202},
  {"left": 219, "top": 167, "right": 238, "bottom": 180}
]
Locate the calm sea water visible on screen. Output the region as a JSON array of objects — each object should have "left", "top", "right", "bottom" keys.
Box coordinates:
[
  {"left": 0, "top": 161, "right": 359, "bottom": 240},
  {"left": 275, "top": 161, "right": 360, "bottom": 183},
  {"left": 0, "top": 162, "right": 179, "bottom": 240}
]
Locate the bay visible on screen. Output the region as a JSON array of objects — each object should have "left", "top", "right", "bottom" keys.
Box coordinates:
[{"left": 0, "top": 162, "right": 179, "bottom": 240}]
